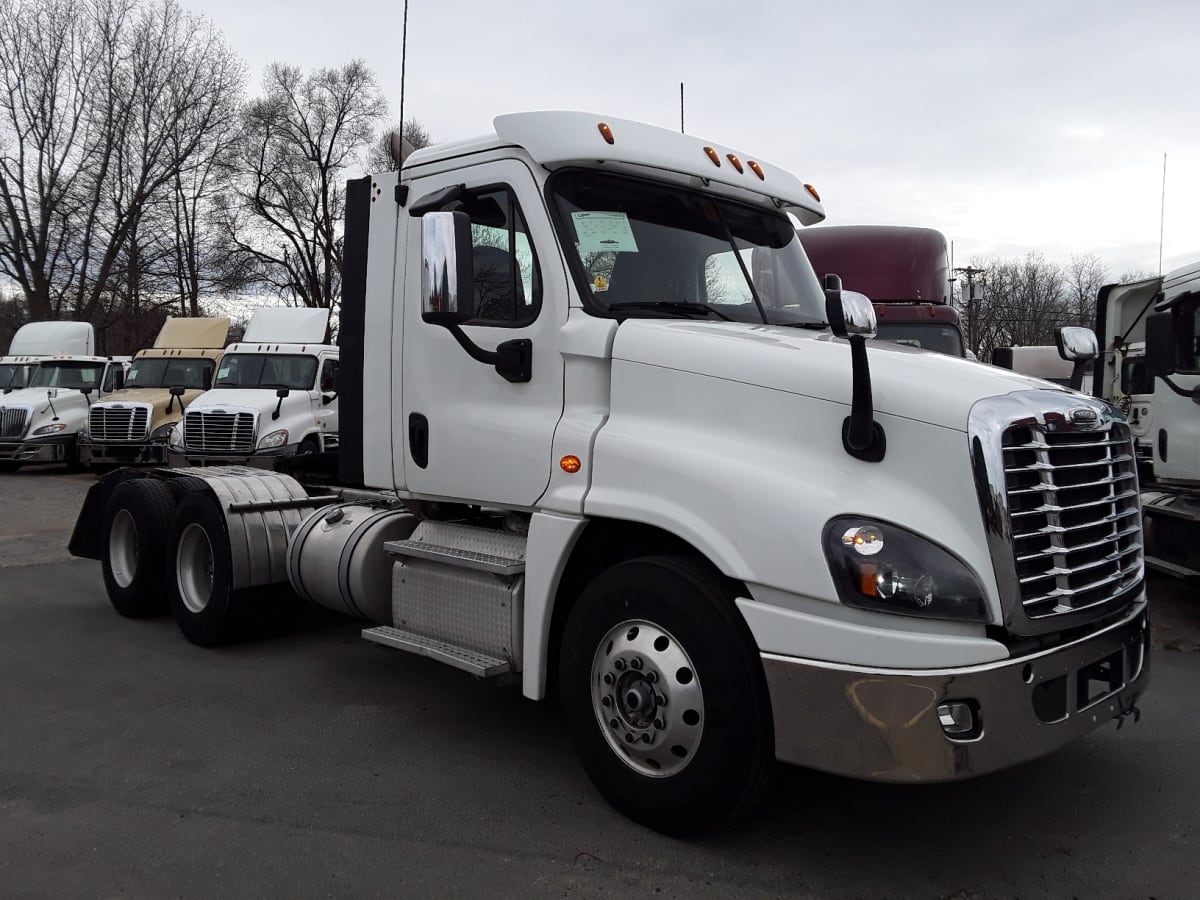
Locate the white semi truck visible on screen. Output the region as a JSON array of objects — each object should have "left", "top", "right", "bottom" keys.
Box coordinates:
[
  {"left": 78, "top": 317, "right": 230, "bottom": 467},
  {"left": 171, "top": 308, "right": 339, "bottom": 467},
  {"left": 70, "top": 112, "right": 1149, "bottom": 834},
  {"left": 0, "top": 322, "right": 130, "bottom": 469},
  {"left": 1088, "top": 262, "right": 1200, "bottom": 583},
  {"left": 1, "top": 320, "right": 96, "bottom": 393}
]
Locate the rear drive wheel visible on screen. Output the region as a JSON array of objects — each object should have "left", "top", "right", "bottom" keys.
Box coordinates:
[
  {"left": 167, "top": 493, "right": 237, "bottom": 646},
  {"left": 558, "top": 555, "right": 774, "bottom": 836},
  {"left": 101, "top": 479, "right": 177, "bottom": 617}
]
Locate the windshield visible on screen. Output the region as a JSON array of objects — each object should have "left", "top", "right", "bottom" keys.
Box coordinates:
[
  {"left": 125, "top": 357, "right": 214, "bottom": 389},
  {"left": 0, "top": 363, "right": 29, "bottom": 390},
  {"left": 215, "top": 353, "right": 318, "bottom": 390},
  {"left": 29, "top": 361, "right": 103, "bottom": 390},
  {"left": 548, "top": 170, "right": 827, "bottom": 326},
  {"left": 875, "top": 322, "right": 964, "bottom": 357}
]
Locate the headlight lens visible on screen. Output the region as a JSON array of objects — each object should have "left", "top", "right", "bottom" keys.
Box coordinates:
[
  {"left": 167, "top": 423, "right": 184, "bottom": 450},
  {"left": 258, "top": 429, "right": 289, "bottom": 449},
  {"left": 822, "top": 516, "right": 989, "bottom": 622},
  {"left": 32, "top": 422, "right": 68, "bottom": 436},
  {"left": 151, "top": 423, "right": 177, "bottom": 442}
]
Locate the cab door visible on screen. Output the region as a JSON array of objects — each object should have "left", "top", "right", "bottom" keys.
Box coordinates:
[{"left": 400, "top": 159, "right": 566, "bottom": 507}]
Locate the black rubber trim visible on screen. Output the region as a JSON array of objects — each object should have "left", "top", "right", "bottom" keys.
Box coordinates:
[{"left": 339, "top": 174, "right": 371, "bottom": 488}]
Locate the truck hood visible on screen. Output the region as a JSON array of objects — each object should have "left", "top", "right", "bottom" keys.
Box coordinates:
[
  {"left": 187, "top": 388, "right": 300, "bottom": 415},
  {"left": 611, "top": 320, "right": 1066, "bottom": 432},
  {"left": 0, "top": 386, "right": 90, "bottom": 434}
]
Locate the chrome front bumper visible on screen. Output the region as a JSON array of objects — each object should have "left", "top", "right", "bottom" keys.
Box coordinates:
[
  {"left": 168, "top": 444, "right": 297, "bottom": 469},
  {"left": 0, "top": 437, "right": 72, "bottom": 463},
  {"left": 763, "top": 598, "right": 1149, "bottom": 782}
]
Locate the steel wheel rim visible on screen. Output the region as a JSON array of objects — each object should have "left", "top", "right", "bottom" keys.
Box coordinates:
[
  {"left": 590, "top": 619, "right": 704, "bottom": 778},
  {"left": 177, "top": 523, "right": 215, "bottom": 614},
  {"left": 109, "top": 509, "right": 138, "bottom": 589}
]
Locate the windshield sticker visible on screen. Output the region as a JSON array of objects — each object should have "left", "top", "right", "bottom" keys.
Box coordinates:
[
  {"left": 592, "top": 274, "right": 609, "bottom": 292},
  {"left": 571, "top": 211, "right": 639, "bottom": 254}
]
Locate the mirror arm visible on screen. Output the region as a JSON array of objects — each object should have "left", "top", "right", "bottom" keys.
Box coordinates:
[
  {"left": 1156, "top": 373, "right": 1200, "bottom": 402},
  {"left": 441, "top": 323, "right": 532, "bottom": 384}
]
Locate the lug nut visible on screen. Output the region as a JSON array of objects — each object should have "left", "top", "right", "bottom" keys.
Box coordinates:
[
  {"left": 603, "top": 673, "right": 614, "bottom": 685},
  {"left": 630, "top": 658, "right": 643, "bottom": 670},
  {"left": 656, "top": 694, "right": 667, "bottom": 707},
  {"left": 625, "top": 732, "right": 634, "bottom": 743},
  {"left": 609, "top": 718, "right": 619, "bottom": 729},
  {"left": 653, "top": 718, "right": 664, "bottom": 730},
  {"left": 646, "top": 671, "right": 658, "bottom": 683},
  {"left": 601, "top": 696, "right": 611, "bottom": 707},
  {"left": 614, "top": 659, "right": 625, "bottom": 671},
  {"left": 640, "top": 733, "right": 651, "bottom": 743}
]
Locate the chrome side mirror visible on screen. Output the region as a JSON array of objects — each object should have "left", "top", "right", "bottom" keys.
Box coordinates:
[
  {"left": 841, "top": 290, "right": 877, "bottom": 339},
  {"left": 421, "top": 211, "right": 475, "bottom": 326},
  {"left": 1056, "top": 326, "right": 1098, "bottom": 361}
]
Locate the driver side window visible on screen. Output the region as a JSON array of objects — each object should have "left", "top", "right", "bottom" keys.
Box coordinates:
[{"left": 457, "top": 187, "right": 541, "bottom": 327}]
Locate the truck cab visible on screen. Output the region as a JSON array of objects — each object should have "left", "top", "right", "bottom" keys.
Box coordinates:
[
  {"left": 173, "top": 309, "right": 338, "bottom": 466},
  {"left": 0, "top": 353, "right": 130, "bottom": 468},
  {"left": 78, "top": 317, "right": 229, "bottom": 467},
  {"left": 796, "top": 224, "right": 965, "bottom": 356}
]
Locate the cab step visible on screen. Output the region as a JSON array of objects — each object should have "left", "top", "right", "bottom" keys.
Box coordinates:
[
  {"left": 384, "top": 521, "right": 526, "bottom": 575},
  {"left": 362, "top": 626, "right": 512, "bottom": 678}
]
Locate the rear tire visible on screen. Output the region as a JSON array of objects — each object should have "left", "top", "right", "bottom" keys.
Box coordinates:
[
  {"left": 101, "top": 479, "right": 177, "bottom": 618},
  {"left": 167, "top": 493, "right": 237, "bottom": 646},
  {"left": 558, "top": 555, "right": 774, "bottom": 836}
]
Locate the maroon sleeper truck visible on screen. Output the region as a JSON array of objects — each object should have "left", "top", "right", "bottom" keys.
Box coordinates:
[{"left": 796, "top": 224, "right": 966, "bottom": 357}]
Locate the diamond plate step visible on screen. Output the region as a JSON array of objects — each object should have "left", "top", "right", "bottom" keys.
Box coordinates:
[
  {"left": 384, "top": 539, "right": 525, "bottom": 575},
  {"left": 362, "top": 626, "right": 512, "bottom": 677}
]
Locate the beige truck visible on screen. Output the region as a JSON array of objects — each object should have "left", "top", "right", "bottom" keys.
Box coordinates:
[{"left": 78, "top": 317, "right": 229, "bottom": 466}]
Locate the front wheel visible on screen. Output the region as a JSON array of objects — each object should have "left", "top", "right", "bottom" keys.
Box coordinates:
[{"left": 558, "top": 555, "right": 774, "bottom": 835}]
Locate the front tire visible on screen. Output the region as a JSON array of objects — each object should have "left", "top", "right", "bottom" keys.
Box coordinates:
[
  {"left": 101, "top": 479, "right": 177, "bottom": 617},
  {"left": 559, "top": 555, "right": 774, "bottom": 836},
  {"left": 167, "top": 493, "right": 237, "bottom": 646}
]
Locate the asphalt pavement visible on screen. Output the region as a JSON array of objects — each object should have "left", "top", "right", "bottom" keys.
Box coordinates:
[{"left": 0, "top": 469, "right": 1197, "bottom": 899}]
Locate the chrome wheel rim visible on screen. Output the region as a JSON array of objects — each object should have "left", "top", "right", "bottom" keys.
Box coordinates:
[
  {"left": 590, "top": 619, "right": 704, "bottom": 778},
  {"left": 177, "top": 523, "right": 214, "bottom": 614},
  {"left": 109, "top": 509, "right": 138, "bottom": 589}
]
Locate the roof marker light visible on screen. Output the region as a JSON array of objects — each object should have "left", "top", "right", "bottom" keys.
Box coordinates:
[
  {"left": 703, "top": 146, "right": 722, "bottom": 167},
  {"left": 597, "top": 122, "right": 615, "bottom": 145},
  {"left": 804, "top": 183, "right": 821, "bottom": 202},
  {"left": 726, "top": 153, "right": 744, "bottom": 174},
  {"left": 746, "top": 160, "right": 765, "bottom": 180}
]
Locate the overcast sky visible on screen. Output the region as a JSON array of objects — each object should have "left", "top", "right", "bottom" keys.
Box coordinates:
[{"left": 190, "top": 0, "right": 1198, "bottom": 280}]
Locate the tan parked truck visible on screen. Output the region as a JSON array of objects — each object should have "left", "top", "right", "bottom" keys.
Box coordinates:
[{"left": 77, "top": 317, "right": 229, "bottom": 467}]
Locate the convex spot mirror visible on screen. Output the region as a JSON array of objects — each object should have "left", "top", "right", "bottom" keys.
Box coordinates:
[
  {"left": 1056, "top": 326, "right": 1098, "bottom": 361},
  {"left": 421, "top": 211, "right": 475, "bottom": 326}
]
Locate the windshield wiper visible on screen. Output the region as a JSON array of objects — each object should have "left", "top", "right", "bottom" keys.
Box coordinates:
[
  {"left": 608, "top": 301, "right": 735, "bottom": 321},
  {"left": 775, "top": 320, "right": 830, "bottom": 330}
]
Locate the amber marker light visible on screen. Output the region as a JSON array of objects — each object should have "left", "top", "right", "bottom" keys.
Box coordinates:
[
  {"left": 804, "top": 183, "right": 821, "bottom": 202},
  {"left": 703, "top": 146, "right": 722, "bottom": 167},
  {"left": 726, "top": 153, "right": 744, "bottom": 173},
  {"left": 747, "top": 160, "right": 765, "bottom": 180},
  {"left": 560, "top": 455, "right": 582, "bottom": 474},
  {"left": 597, "top": 122, "right": 615, "bottom": 144}
]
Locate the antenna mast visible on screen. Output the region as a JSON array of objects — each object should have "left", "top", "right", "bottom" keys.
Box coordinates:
[{"left": 1158, "top": 152, "right": 1167, "bottom": 275}]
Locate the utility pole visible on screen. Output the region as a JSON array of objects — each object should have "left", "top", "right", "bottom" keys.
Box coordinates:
[{"left": 953, "top": 265, "right": 986, "bottom": 355}]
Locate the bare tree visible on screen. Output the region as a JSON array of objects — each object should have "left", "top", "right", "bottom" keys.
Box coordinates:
[
  {"left": 215, "top": 60, "right": 387, "bottom": 310},
  {"left": 368, "top": 119, "right": 433, "bottom": 172},
  {"left": 0, "top": 0, "right": 243, "bottom": 339},
  {"left": 964, "top": 253, "right": 1069, "bottom": 360},
  {"left": 1064, "top": 252, "right": 1109, "bottom": 327}
]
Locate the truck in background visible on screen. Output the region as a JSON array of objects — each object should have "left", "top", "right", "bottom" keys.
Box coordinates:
[
  {"left": 70, "top": 112, "right": 1148, "bottom": 834},
  {"left": 172, "top": 308, "right": 339, "bottom": 467},
  {"left": 1, "top": 321, "right": 96, "bottom": 394},
  {"left": 76, "top": 317, "right": 229, "bottom": 467},
  {"left": 796, "top": 224, "right": 967, "bottom": 357},
  {"left": 0, "top": 322, "right": 130, "bottom": 470},
  {"left": 990, "top": 345, "right": 1080, "bottom": 388},
  {"left": 1089, "top": 262, "right": 1200, "bottom": 583}
]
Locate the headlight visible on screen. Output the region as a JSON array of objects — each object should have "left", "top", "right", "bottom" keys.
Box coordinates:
[
  {"left": 822, "top": 516, "right": 989, "bottom": 623},
  {"left": 167, "top": 423, "right": 184, "bottom": 450},
  {"left": 78, "top": 422, "right": 90, "bottom": 439},
  {"left": 258, "top": 429, "right": 289, "bottom": 449},
  {"left": 151, "top": 423, "right": 177, "bottom": 443},
  {"left": 31, "top": 422, "right": 68, "bottom": 436}
]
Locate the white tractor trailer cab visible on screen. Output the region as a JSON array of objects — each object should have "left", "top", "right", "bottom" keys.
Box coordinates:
[
  {"left": 172, "top": 308, "right": 340, "bottom": 467},
  {"left": 0, "top": 322, "right": 130, "bottom": 469},
  {"left": 71, "top": 112, "right": 1149, "bottom": 834}
]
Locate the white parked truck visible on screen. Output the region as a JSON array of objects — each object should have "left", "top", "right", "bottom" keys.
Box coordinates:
[
  {"left": 0, "top": 322, "right": 130, "bottom": 469},
  {"left": 1087, "top": 262, "right": 1200, "bottom": 583},
  {"left": 78, "top": 317, "right": 230, "bottom": 467},
  {"left": 1, "top": 320, "right": 96, "bottom": 394},
  {"left": 70, "top": 112, "right": 1149, "bottom": 834},
  {"left": 171, "top": 308, "right": 339, "bottom": 467}
]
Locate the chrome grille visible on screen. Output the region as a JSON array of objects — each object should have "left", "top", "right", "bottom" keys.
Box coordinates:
[
  {"left": 89, "top": 405, "right": 150, "bottom": 442},
  {"left": 1001, "top": 422, "right": 1142, "bottom": 619},
  {"left": 184, "top": 410, "right": 256, "bottom": 452},
  {"left": 0, "top": 407, "right": 29, "bottom": 440}
]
